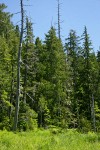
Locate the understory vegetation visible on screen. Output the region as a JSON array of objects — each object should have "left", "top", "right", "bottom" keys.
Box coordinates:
[{"left": 0, "top": 129, "right": 100, "bottom": 150}]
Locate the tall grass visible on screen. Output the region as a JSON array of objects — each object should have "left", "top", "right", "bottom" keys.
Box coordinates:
[{"left": 0, "top": 129, "right": 100, "bottom": 150}]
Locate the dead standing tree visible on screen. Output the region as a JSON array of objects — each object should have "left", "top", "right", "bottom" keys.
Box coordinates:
[
  {"left": 13, "top": 0, "right": 24, "bottom": 131},
  {"left": 57, "top": 0, "right": 61, "bottom": 40}
]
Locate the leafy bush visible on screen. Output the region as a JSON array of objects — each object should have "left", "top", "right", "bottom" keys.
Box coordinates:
[
  {"left": 79, "top": 117, "right": 92, "bottom": 133},
  {"left": 18, "top": 102, "right": 37, "bottom": 131},
  {"left": 87, "top": 132, "right": 98, "bottom": 142},
  {"left": 0, "top": 117, "right": 11, "bottom": 130}
]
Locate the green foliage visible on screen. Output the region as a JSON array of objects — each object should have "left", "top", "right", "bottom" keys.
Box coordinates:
[
  {"left": 18, "top": 102, "right": 37, "bottom": 131},
  {"left": 0, "top": 117, "right": 10, "bottom": 130},
  {"left": 87, "top": 132, "right": 99, "bottom": 142},
  {"left": 0, "top": 2, "right": 100, "bottom": 132},
  {"left": 79, "top": 117, "right": 92, "bottom": 133},
  {"left": 0, "top": 130, "right": 100, "bottom": 150},
  {"left": 38, "top": 95, "right": 51, "bottom": 127},
  {"left": 95, "top": 102, "right": 100, "bottom": 132}
]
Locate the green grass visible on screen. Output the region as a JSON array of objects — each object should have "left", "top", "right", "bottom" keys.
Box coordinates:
[{"left": 0, "top": 129, "right": 100, "bottom": 150}]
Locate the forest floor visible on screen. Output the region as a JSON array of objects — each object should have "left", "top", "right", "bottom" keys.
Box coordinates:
[{"left": 0, "top": 129, "right": 100, "bottom": 150}]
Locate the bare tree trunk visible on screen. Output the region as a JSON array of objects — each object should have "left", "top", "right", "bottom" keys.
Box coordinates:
[
  {"left": 13, "top": 0, "right": 24, "bottom": 131},
  {"left": 23, "top": 18, "right": 29, "bottom": 104},
  {"left": 57, "top": 0, "right": 61, "bottom": 40}
]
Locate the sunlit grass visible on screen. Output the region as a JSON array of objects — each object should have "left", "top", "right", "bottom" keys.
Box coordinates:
[{"left": 0, "top": 129, "right": 100, "bottom": 150}]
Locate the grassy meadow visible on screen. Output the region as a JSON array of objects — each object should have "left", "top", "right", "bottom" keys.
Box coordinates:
[{"left": 0, "top": 129, "right": 100, "bottom": 150}]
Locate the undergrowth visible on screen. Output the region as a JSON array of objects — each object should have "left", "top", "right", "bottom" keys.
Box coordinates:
[{"left": 0, "top": 129, "right": 100, "bottom": 150}]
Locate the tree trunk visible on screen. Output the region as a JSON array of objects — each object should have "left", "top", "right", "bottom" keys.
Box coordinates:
[
  {"left": 57, "top": 0, "right": 61, "bottom": 40},
  {"left": 23, "top": 18, "right": 29, "bottom": 104},
  {"left": 13, "top": 0, "right": 24, "bottom": 131}
]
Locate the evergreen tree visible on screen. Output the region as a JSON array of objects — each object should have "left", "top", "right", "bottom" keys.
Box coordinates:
[
  {"left": 43, "top": 27, "right": 68, "bottom": 127},
  {"left": 0, "top": 2, "right": 100, "bottom": 132},
  {"left": 0, "top": 4, "right": 19, "bottom": 130},
  {"left": 79, "top": 26, "right": 98, "bottom": 131},
  {"left": 65, "top": 30, "right": 81, "bottom": 128}
]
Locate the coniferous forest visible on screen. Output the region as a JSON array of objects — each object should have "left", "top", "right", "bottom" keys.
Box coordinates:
[{"left": 0, "top": 1, "right": 100, "bottom": 133}]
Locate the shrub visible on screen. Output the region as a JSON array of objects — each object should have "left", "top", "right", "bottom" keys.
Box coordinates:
[
  {"left": 18, "top": 102, "right": 37, "bottom": 131},
  {"left": 80, "top": 117, "right": 92, "bottom": 133}
]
